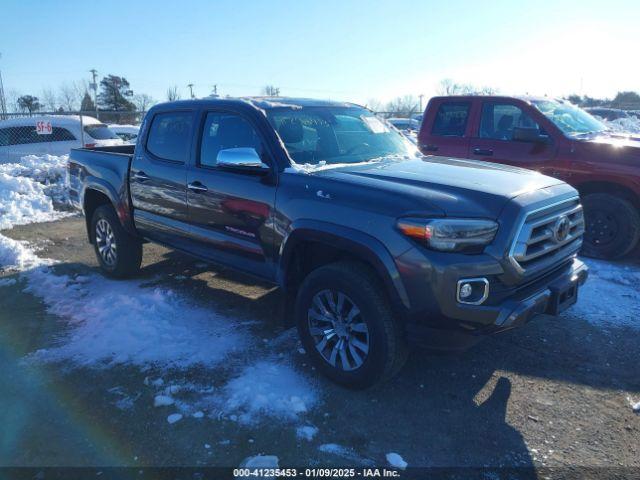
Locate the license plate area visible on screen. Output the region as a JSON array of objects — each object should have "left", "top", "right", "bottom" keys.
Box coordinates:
[{"left": 548, "top": 281, "right": 578, "bottom": 315}]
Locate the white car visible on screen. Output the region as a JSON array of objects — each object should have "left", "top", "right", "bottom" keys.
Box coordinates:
[
  {"left": 108, "top": 124, "right": 140, "bottom": 144},
  {"left": 0, "top": 115, "right": 123, "bottom": 163}
]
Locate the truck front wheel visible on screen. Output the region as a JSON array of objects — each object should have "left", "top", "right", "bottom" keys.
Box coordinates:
[
  {"left": 91, "top": 205, "right": 142, "bottom": 278},
  {"left": 295, "top": 261, "right": 408, "bottom": 389},
  {"left": 581, "top": 193, "right": 640, "bottom": 259}
]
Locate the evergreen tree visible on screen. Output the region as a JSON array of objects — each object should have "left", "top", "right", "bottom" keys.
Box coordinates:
[
  {"left": 97, "top": 75, "right": 136, "bottom": 122},
  {"left": 81, "top": 91, "right": 96, "bottom": 112}
]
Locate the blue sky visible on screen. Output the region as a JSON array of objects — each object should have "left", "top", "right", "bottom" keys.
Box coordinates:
[{"left": 1, "top": 0, "right": 638, "bottom": 105}]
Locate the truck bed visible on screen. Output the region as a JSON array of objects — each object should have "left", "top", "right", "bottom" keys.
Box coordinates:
[{"left": 67, "top": 144, "right": 136, "bottom": 219}]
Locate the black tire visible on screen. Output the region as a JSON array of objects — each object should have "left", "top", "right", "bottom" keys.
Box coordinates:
[
  {"left": 90, "top": 204, "right": 142, "bottom": 278},
  {"left": 581, "top": 193, "right": 640, "bottom": 259},
  {"left": 295, "top": 261, "right": 409, "bottom": 389}
]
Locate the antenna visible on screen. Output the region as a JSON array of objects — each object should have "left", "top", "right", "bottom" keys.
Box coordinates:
[{"left": 187, "top": 83, "right": 195, "bottom": 99}]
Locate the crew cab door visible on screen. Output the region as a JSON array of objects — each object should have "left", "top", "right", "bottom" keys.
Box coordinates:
[
  {"left": 418, "top": 100, "right": 472, "bottom": 158},
  {"left": 129, "top": 110, "right": 194, "bottom": 246},
  {"left": 185, "top": 109, "right": 277, "bottom": 280},
  {"left": 468, "top": 101, "right": 557, "bottom": 174}
]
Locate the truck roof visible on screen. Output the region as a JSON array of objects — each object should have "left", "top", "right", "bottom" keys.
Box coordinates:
[
  {"left": 428, "top": 95, "right": 558, "bottom": 104},
  {"left": 151, "top": 96, "right": 360, "bottom": 111}
]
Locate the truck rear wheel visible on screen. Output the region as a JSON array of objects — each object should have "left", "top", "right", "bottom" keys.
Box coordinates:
[
  {"left": 581, "top": 193, "right": 640, "bottom": 259},
  {"left": 295, "top": 261, "right": 408, "bottom": 389},
  {"left": 91, "top": 205, "right": 142, "bottom": 278}
]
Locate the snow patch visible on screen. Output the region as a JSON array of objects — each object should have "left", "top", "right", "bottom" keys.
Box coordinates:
[
  {"left": 154, "top": 395, "right": 175, "bottom": 407},
  {"left": 239, "top": 455, "right": 279, "bottom": 469},
  {"left": 572, "top": 259, "right": 640, "bottom": 329},
  {"left": 296, "top": 425, "right": 318, "bottom": 441},
  {"left": 220, "top": 361, "right": 317, "bottom": 425},
  {"left": 604, "top": 116, "right": 640, "bottom": 134},
  {"left": 0, "top": 277, "right": 17, "bottom": 287},
  {"left": 25, "top": 271, "right": 249, "bottom": 369},
  {"left": 0, "top": 234, "right": 50, "bottom": 271},
  {"left": 386, "top": 452, "right": 408, "bottom": 470},
  {"left": 167, "top": 413, "right": 183, "bottom": 424}
]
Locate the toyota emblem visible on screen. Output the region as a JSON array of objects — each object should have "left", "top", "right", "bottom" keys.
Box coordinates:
[{"left": 552, "top": 215, "right": 571, "bottom": 243}]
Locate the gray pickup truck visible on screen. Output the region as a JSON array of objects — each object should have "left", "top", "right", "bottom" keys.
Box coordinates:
[{"left": 68, "top": 97, "right": 588, "bottom": 388}]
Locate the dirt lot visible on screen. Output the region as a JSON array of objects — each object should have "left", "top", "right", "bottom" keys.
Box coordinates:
[{"left": 1, "top": 216, "right": 639, "bottom": 470}]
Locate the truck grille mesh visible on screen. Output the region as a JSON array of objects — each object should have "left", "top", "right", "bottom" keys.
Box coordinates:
[{"left": 510, "top": 198, "right": 585, "bottom": 273}]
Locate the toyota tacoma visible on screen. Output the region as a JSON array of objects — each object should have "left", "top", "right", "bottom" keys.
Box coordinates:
[{"left": 68, "top": 97, "right": 588, "bottom": 388}]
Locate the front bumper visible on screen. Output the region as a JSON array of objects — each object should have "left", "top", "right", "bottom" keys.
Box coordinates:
[{"left": 404, "top": 257, "right": 588, "bottom": 350}]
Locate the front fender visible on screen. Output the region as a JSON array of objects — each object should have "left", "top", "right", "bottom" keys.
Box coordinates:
[{"left": 278, "top": 219, "right": 411, "bottom": 312}]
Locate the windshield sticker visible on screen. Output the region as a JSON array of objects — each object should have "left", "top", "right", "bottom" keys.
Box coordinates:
[{"left": 361, "top": 115, "right": 389, "bottom": 134}]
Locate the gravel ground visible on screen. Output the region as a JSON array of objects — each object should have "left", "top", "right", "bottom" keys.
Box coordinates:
[{"left": 1, "top": 216, "right": 638, "bottom": 470}]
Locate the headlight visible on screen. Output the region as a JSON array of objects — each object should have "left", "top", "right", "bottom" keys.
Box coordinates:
[{"left": 397, "top": 218, "right": 498, "bottom": 252}]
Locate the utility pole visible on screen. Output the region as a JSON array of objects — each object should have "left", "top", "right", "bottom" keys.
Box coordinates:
[
  {"left": 0, "top": 53, "right": 7, "bottom": 119},
  {"left": 211, "top": 84, "right": 218, "bottom": 97},
  {"left": 187, "top": 83, "right": 195, "bottom": 99},
  {"left": 89, "top": 68, "right": 99, "bottom": 118},
  {"left": 418, "top": 94, "right": 424, "bottom": 112}
]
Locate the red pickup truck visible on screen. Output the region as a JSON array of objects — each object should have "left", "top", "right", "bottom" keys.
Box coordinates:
[{"left": 418, "top": 96, "right": 640, "bottom": 259}]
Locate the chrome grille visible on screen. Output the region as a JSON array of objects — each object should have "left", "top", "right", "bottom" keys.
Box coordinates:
[{"left": 510, "top": 197, "right": 585, "bottom": 274}]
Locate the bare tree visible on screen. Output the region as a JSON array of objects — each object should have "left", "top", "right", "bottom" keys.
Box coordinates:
[
  {"left": 437, "top": 78, "right": 498, "bottom": 96},
  {"left": 384, "top": 95, "right": 420, "bottom": 117},
  {"left": 6, "top": 89, "right": 22, "bottom": 113},
  {"left": 58, "top": 82, "right": 81, "bottom": 111},
  {"left": 166, "top": 86, "right": 181, "bottom": 102},
  {"left": 262, "top": 85, "right": 280, "bottom": 96},
  {"left": 133, "top": 93, "right": 155, "bottom": 112},
  {"left": 365, "top": 98, "right": 384, "bottom": 113},
  {"left": 41, "top": 88, "right": 58, "bottom": 111}
]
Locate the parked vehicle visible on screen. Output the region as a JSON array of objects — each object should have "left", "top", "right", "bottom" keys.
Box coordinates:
[
  {"left": 584, "top": 107, "right": 632, "bottom": 121},
  {"left": 68, "top": 97, "right": 588, "bottom": 388},
  {"left": 418, "top": 96, "right": 640, "bottom": 259},
  {"left": 387, "top": 117, "right": 420, "bottom": 132},
  {"left": 109, "top": 124, "right": 140, "bottom": 144},
  {"left": 0, "top": 115, "right": 123, "bottom": 163}
]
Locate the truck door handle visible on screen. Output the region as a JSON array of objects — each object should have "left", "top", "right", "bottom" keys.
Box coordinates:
[
  {"left": 473, "top": 148, "right": 493, "bottom": 156},
  {"left": 188, "top": 181, "right": 208, "bottom": 193},
  {"left": 133, "top": 171, "right": 150, "bottom": 182},
  {"left": 421, "top": 144, "right": 439, "bottom": 152}
]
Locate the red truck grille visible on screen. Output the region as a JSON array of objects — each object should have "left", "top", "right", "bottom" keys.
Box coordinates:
[{"left": 509, "top": 197, "right": 585, "bottom": 275}]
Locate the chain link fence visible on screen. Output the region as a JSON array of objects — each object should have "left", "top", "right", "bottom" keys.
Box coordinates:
[{"left": 0, "top": 111, "right": 144, "bottom": 163}]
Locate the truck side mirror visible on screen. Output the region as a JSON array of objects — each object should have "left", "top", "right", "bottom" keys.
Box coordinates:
[
  {"left": 217, "top": 147, "right": 270, "bottom": 173},
  {"left": 512, "top": 127, "right": 549, "bottom": 143}
]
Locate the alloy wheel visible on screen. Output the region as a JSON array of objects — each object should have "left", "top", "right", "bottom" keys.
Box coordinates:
[
  {"left": 307, "top": 289, "right": 370, "bottom": 371},
  {"left": 95, "top": 218, "right": 117, "bottom": 266}
]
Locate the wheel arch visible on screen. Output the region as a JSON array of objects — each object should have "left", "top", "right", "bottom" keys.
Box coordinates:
[
  {"left": 576, "top": 180, "right": 640, "bottom": 208},
  {"left": 278, "top": 220, "right": 411, "bottom": 313}
]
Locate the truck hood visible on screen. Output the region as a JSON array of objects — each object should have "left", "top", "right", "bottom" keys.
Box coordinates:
[
  {"left": 573, "top": 131, "right": 640, "bottom": 165},
  {"left": 314, "top": 156, "right": 566, "bottom": 218}
]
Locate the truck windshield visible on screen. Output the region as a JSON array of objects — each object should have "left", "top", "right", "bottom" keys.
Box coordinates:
[
  {"left": 532, "top": 100, "right": 607, "bottom": 136},
  {"left": 266, "top": 107, "right": 417, "bottom": 167}
]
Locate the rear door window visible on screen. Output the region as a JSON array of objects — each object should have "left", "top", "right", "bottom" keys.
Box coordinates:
[
  {"left": 51, "top": 127, "right": 77, "bottom": 142},
  {"left": 146, "top": 112, "right": 193, "bottom": 163},
  {"left": 431, "top": 102, "right": 470, "bottom": 136},
  {"left": 479, "top": 103, "right": 542, "bottom": 140},
  {"left": 84, "top": 124, "right": 120, "bottom": 140}
]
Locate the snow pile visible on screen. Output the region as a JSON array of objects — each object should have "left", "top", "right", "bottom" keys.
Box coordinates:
[
  {"left": 573, "top": 260, "right": 640, "bottom": 330},
  {"left": 604, "top": 116, "right": 640, "bottom": 134},
  {"left": 220, "top": 361, "right": 318, "bottom": 424},
  {"left": 26, "top": 271, "right": 249, "bottom": 368},
  {"left": 0, "top": 154, "right": 70, "bottom": 230},
  {"left": 239, "top": 455, "right": 279, "bottom": 468},
  {"left": 0, "top": 234, "right": 49, "bottom": 271}
]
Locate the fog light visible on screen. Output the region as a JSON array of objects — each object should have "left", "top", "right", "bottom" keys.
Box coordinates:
[
  {"left": 456, "top": 278, "right": 489, "bottom": 305},
  {"left": 459, "top": 283, "right": 473, "bottom": 299}
]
